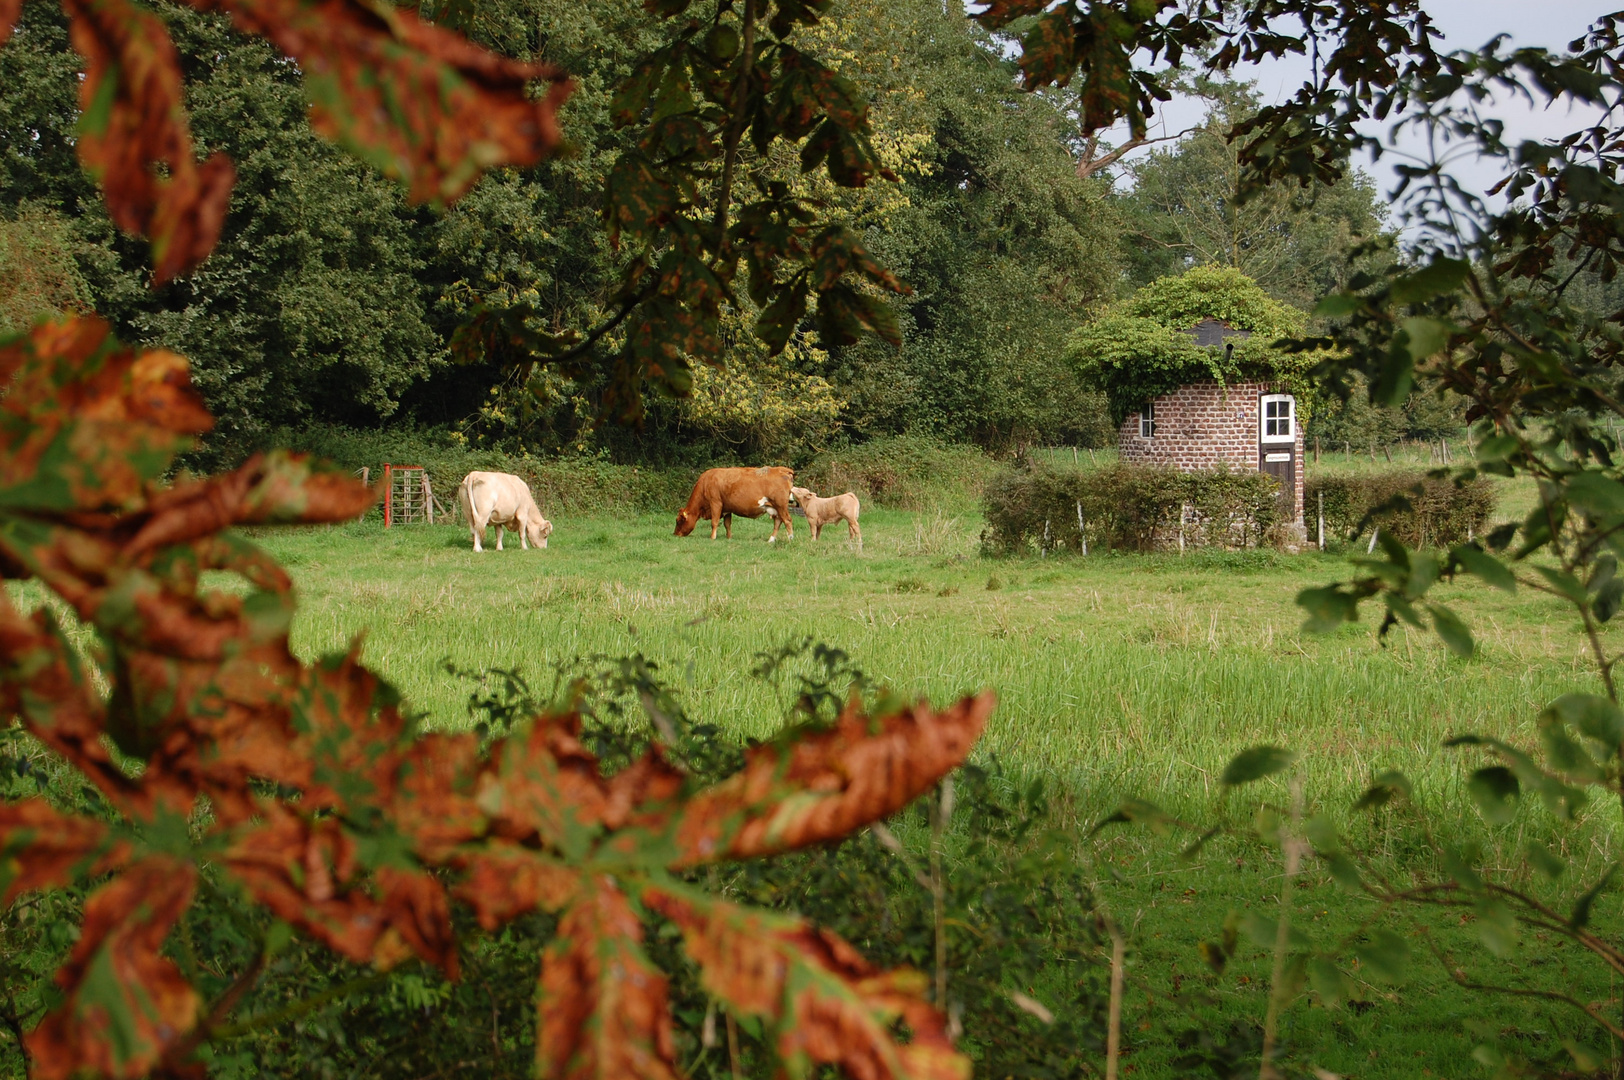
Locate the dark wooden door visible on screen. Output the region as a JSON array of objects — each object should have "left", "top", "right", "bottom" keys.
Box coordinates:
[{"left": 1258, "top": 394, "right": 1296, "bottom": 521}]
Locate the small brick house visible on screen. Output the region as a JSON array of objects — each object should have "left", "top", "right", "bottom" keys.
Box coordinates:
[{"left": 1117, "top": 320, "right": 1305, "bottom": 525}]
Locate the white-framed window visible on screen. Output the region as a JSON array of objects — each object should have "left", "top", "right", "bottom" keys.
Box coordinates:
[
  {"left": 1259, "top": 394, "right": 1295, "bottom": 443},
  {"left": 1139, "top": 403, "right": 1155, "bottom": 438}
]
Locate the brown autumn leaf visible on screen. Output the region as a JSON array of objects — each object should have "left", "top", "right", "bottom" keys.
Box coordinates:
[
  {"left": 454, "top": 844, "right": 581, "bottom": 930},
  {"left": 124, "top": 449, "right": 377, "bottom": 557},
  {"left": 672, "top": 692, "right": 994, "bottom": 865},
  {"left": 0, "top": 321, "right": 375, "bottom": 818},
  {"left": 0, "top": 318, "right": 213, "bottom": 515},
  {"left": 972, "top": 0, "right": 1050, "bottom": 30},
  {"left": 28, "top": 857, "right": 200, "bottom": 1080},
  {"left": 0, "top": 0, "right": 21, "bottom": 46},
  {"left": 0, "top": 596, "right": 156, "bottom": 815},
  {"left": 0, "top": 798, "right": 128, "bottom": 905},
  {"left": 646, "top": 886, "right": 968, "bottom": 1080},
  {"left": 192, "top": 0, "right": 573, "bottom": 204},
  {"left": 538, "top": 874, "right": 680, "bottom": 1080},
  {"left": 477, "top": 711, "right": 682, "bottom": 849},
  {"left": 373, "top": 865, "right": 460, "bottom": 977},
  {"left": 223, "top": 804, "right": 455, "bottom": 971},
  {"left": 58, "top": 0, "right": 234, "bottom": 284}
]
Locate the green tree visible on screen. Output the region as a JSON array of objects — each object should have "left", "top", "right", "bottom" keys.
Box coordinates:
[
  {"left": 1121, "top": 84, "right": 1392, "bottom": 309},
  {"left": 0, "top": 2, "right": 446, "bottom": 458},
  {"left": 822, "top": 6, "right": 1121, "bottom": 449}
]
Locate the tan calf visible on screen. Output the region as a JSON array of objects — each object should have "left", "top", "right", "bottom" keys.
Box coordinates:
[{"left": 790, "top": 486, "right": 861, "bottom": 545}]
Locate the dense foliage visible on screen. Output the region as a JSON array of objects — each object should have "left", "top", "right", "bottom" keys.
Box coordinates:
[{"left": 1118, "top": 81, "right": 1394, "bottom": 309}]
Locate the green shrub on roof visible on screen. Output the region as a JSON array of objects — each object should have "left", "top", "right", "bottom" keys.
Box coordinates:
[{"left": 1068, "top": 267, "right": 1318, "bottom": 423}]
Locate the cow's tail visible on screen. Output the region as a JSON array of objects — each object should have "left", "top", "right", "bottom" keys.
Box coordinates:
[{"left": 456, "top": 477, "right": 474, "bottom": 525}]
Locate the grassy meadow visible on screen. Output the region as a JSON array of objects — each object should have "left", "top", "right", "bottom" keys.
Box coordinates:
[
  {"left": 6, "top": 463, "right": 1618, "bottom": 1076},
  {"left": 248, "top": 493, "right": 1617, "bottom": 1076}
]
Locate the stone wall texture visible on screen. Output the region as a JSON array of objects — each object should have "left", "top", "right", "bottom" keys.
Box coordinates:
[{"left": 1117, "top": 380, "right": 1305, "bottom": 524}]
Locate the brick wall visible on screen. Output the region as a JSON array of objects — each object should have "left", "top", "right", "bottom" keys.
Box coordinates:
[{"left": 1117, "top": 380, "right": 1305, "bottom": 524}]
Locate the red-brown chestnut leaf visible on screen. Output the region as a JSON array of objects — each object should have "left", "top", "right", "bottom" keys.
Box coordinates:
[
  {"left": 60, "top": 0, "right": 235, "bottom": 284},
  {"left": 672, "top": 693, "right": 992, "bottom": 865},
  {"left": 537, "top": 874, "right": 680, "bottom": 1080},
  {"left": 27, "top": 857, "right": 200, "bottom": 1080},
  {"left": 193, "top": 0, "right": 573, "bottom": 205}
]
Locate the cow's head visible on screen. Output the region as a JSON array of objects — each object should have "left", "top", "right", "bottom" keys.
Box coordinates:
[
  {"left": 528, "top": 513, "right": 553, "bottom": 550},
  {"left": 674, "top": 508, "right": 697, "bottom": 536}
]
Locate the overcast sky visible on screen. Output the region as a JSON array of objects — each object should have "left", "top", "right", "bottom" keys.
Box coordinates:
[{"left": 1097, "top": 1, "right": 1617, "bottom": 215}]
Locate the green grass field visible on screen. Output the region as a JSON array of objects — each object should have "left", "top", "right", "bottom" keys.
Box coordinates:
[
  {"left": 205, "top": 501, "right": 1618, "bottom": 1078},
  {"left": 7, "top": 475, "right": 1618, "bottom": 1076},
  {"left": 252, "top": 506, "right": 1595, "bottom": 812}
]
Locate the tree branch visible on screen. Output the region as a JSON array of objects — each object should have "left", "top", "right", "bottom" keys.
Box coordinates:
[
  {"left": 712, "top": 0, "right": 759, "bottom": 256},
  {"left": 1075, "top": 126, "right": 1198, "bottom": 178}
]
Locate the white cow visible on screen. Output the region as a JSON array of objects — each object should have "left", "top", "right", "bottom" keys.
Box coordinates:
[{"left": 457, "top": 471, "right": 553, "bottom": 553}]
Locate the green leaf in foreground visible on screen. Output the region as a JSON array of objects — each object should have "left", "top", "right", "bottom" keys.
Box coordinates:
[
  {"left": 1525, "top": 841, "right": 1566, "bottom": 881},
  {"left": 1352, "top": 769, "right": 1411, "bottom": 811},
  {"left": 1467, "top": 766, "right": 1519, "bottom": 826},
  {"left": 1296, "top": 584, "right": 1360, "bottom": 633},
  {"left": 1354, "top": 929, "right": 1410, "bottom": 984},
  {"left": 1450, "top": 543, "right": 1515, "bottom": 594},
  {"left": 1308, "top": 956, "right": 1354, "bottom": 1008},
  {"left": 1570, "top": 864, "right": 1618, "bottom": 930},
  {"left": 1221, "top": 746, "right": 1297, "bottom": 787},
  {"left": 1426, "top": 602, "right": 1474, "bottom": 658},
  {"left": 1544, "top": 694, "right": 1624, "bottom": 748}
]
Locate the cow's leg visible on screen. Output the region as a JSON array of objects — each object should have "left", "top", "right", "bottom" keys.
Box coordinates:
[
  {"left": 471, "top": 514, "right": 487, "bottom": 552},
  {"left": 519, "top": 523, "right": 529, "bottom": 551},
  {"left": 777, "top": 498, "right": 793, "bottom": 541},
  {"left": 496, "top": 524, "right": 505, "bottom": 551},
  {"left": 724, "top": 513, "right": 733, "bottom": 539}
]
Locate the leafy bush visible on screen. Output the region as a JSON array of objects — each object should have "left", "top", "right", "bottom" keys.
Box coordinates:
[
  {"left": 1305, "top": 470, "right": 1494, "bottom": 549},
  {"left": 799, "top": 436, "right": 1000, "bottom": 511},
  {"left": 260, "top": 425, "right": 699, "bottom": 516},
  {"left": 1067, "top": 267, "right": 1319, "bottom": 424},
  {"left": 981, "top": 462, "right": 1282, "bottom": 555}
]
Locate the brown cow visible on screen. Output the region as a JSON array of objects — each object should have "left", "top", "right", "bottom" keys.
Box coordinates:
[{"left": 674, "top": 466, "right": 795, "bottom": 542}]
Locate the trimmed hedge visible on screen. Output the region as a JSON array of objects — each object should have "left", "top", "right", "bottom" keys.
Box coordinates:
[
  {"left": 1305, "top": 470, "right": 1494, "bottom": 548},
  {"left": 261, "top": 426, "right": 695, "bottom": 516},
  {"left": 259, "top": 427, "right": 1000, "bottom": 518},
  {"left": 981, "top": 463, "right": 1283, "bottom": 555},
  {"left": 799, "top": 436, "right": 1000, "bottom": 511}
]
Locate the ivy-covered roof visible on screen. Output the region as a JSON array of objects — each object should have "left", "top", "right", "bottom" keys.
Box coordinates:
[{"left": 1067, "top": 267, "right": 1317, "bottom": 423}]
